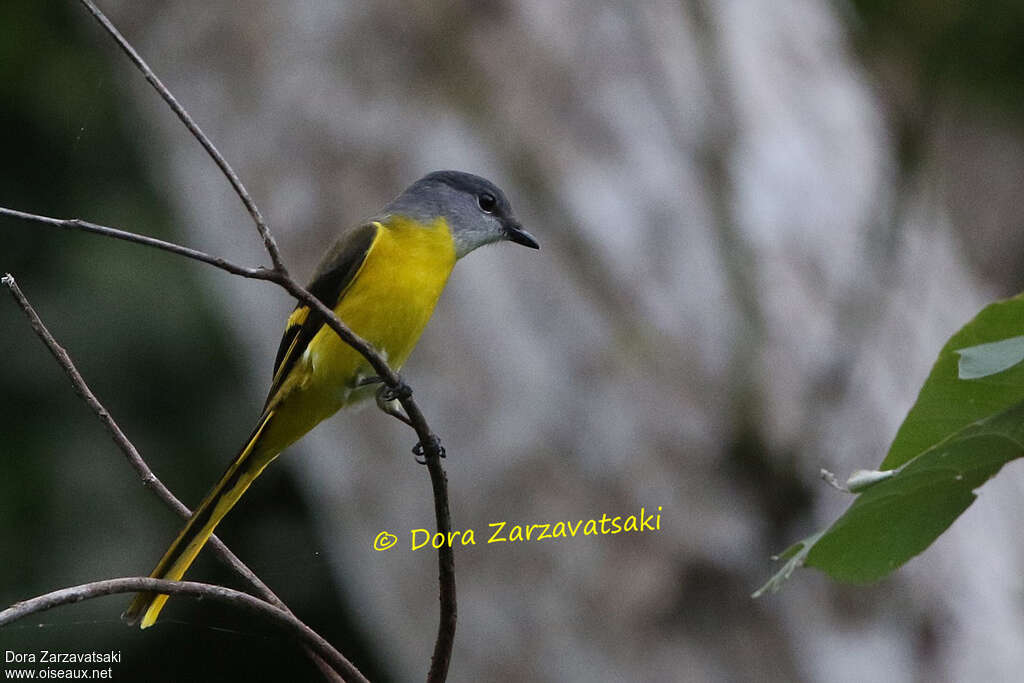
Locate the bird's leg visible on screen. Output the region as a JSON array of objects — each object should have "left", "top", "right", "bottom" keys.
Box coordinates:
[
  {"left": 357, "top": 375, "right": 414, "bottom": 426},
  {"left": 358, "top": 376, "right": 443, "bottom": 463},
  {"left": 378, "top": 379, "right": 413, "bottom": 403},
  {"left": 412, "top": 434, "right": 446, "bottom": 465},
  {"left": 376, "top": 385, "right": 413, "bottom": 426}
]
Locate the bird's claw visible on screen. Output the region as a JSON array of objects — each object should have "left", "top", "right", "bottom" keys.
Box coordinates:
[
  {"left": 412, "top": 435, "right": 445, "bottom": 464},
  {"left": 361, "top": 375, "right": 414, "bottom": 425},
  {"left": 379, "top": 379, "right": 412, "bottom": 403}
]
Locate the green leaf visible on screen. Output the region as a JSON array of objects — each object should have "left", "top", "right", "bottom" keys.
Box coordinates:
[
  {"left": 956, "top": 335, "right": 1024, "bottom": 379},
  {"left": 757, "top": 293, "right": 1024, "bottom": 594},
  {"left": 883, "top": 292, "right": 1024, "bottom": 470},
  {"left": 756, "top": 401, "right": 1024, "bottom": 592},
  {"left": 752, "top": 531, "right": 824, "bottom": 597},
  {"left": 804, "top": 401, "right": 1024, "bottom": 583}
]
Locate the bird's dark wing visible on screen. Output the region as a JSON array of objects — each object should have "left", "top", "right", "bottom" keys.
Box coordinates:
[{"left": 264, "top": 221, "right": 380, "bottom": 408}]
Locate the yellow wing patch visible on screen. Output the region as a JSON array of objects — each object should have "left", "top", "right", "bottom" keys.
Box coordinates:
[{"left": 286, "top": 306, "right": 309, "bottom": 329}]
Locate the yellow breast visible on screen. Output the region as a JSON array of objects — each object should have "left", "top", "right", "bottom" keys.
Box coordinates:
[
  {"left": 308, "top": 215, "right": 457, "bottom": 398},
  {"left": 248, "top": 215, "right": 456, "bottom": 459}
]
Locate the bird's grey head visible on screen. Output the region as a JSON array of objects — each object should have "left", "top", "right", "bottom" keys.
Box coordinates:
[{"left": 382, "top": 170, "right": 539, "bottom": 259}]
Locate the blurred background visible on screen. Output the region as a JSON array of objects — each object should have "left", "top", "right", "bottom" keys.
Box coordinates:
[{"left": 3, "top": 1, "right": 1024, "bottom": 681}]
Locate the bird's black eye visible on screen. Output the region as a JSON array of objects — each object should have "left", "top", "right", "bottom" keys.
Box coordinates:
[{"left": 477, "top": 192, "right": 497, "bottom": 214}]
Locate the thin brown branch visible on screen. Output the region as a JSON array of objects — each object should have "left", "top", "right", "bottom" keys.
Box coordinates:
[
  {"left": 0, "top": 577, "right": 368, "bottom": 683},
  {"left": 278, "top": 278, "right": 455, "bottom": 682},
  {"left": 1, "top": 274, "right": 346, "bottom": 683},
  {"left": 424, "top": 457, "right": 456, "bottom": 681},
  {"left": 77, "top": 0, "right": 285, "bottom": 272},
  {"left": 2, "top": 274, "right": 269, "bottom": 600},
  {"left": 0, "top": 207, "right": 274, "bottom": 281},
  {"left": 66, "top": 2, "right": 456, "bottom": 678},
  {"left": 71, "top": 1, "right": 442, "bottom": 459}
]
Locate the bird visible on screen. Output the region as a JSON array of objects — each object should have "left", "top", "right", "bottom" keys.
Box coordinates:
[{"left": 123, "top": 170, "right": 539, "bottom": 628}]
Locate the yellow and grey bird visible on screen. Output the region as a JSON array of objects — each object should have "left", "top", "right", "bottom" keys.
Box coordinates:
[{"left": 123, "top": 170, "right": 538, "bottom": 628}]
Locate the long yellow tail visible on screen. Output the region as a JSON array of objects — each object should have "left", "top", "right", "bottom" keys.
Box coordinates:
[{"left": 122, "top": 411, "right": 278, "bottom": 629}]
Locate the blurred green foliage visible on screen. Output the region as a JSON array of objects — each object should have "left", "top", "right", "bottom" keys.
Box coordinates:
[{"left": 850, "top": 0, "right": 1024, "bottom": 114}]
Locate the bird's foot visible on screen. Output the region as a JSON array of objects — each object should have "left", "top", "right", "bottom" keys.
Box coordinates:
[
  {"left": 358, "top": 375, "right": 414, "bottom": 425},
  {"left": 412, "top": 434, "right": 446, "bottom": 465},
  {"left": 378, "top": 379, "right": 413, "bottom": 403},
  {"left": 359, "top": 374, "right": 413, "bottom": 401},
  {"left": 375, "top": 384, "right": 413, "bottom": 426}
]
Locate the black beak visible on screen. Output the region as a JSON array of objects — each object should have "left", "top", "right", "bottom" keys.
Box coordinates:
[{"left": 504, "top": 222, "right": 540, "bottom": 249}]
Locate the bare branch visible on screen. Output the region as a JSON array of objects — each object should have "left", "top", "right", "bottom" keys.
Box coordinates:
[
  {"left": 77, "top": 0, "right": 285, "bottom": 272},
  {"left": 0, "top": 207, "right": 274, "bottom": 280},
  {"left": 60, "top": 1, "right": 456, "bottom": 677},
  {"left": 1, "top": 274, "right": 346, "bottom": 683},
  {"left": 277, "top": 281, "right": 455, "bottom": 682},
  {"left": 424, "top": 456, "right": 456, "bottom": 682},
  {"left": 0, "top": 577, "right": 368, "bottom": 683},
  {"left": 2, "top": 274, "right": 271, "bottom": 600},
  {"left": 70, "top": 1, "right": 446, "bottom": 465}
]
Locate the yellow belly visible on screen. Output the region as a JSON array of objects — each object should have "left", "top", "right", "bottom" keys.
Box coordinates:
[{"left": 255, "top": 216, "right": 456, "bottom": 456}]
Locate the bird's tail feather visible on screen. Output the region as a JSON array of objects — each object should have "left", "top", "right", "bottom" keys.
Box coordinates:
[{"left": 122, "top": 410, "right": 277, "bottom": 629}]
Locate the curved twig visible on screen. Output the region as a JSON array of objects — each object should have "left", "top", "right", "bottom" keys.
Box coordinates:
[
  {"left": 5, "top": 1, "right": 459, "bottom": 679},
  {"left": 74, "top": 2, "right": 457, "bottom": 678},
  {"left": 2, "top": 205, "right": 456, "bottom": 679},
  {"left": 77, "top": 0, "right": 285, "bottom": 273},
  {"left": 1, "top": 273, "right": 347, "bottom": 683},
  {"left": 1, "top": 274, "right": 277, "bottom": 603},
  {"left": 0, "top": 207, "right": 273, "bottom": 280},
  {"left": 0, "top": 577, "right": 368, "bottom": 683}
]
